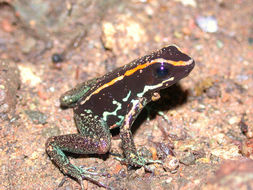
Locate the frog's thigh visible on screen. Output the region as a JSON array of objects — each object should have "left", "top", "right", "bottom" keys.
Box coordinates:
[
  {"left": 47, "top": 115, "right": 110, "bottom": 155},
  {"left": 46, "top": 132, "right": 111, "bottom": 155},
  {"left": 74, "top": 113, "right": 111, "bottom": 154}
]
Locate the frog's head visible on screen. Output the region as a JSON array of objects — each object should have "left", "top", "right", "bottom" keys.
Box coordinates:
[
  {"left": 137, "top": 45, "right": 193, "bottom": 89},
  {"left": 132, "top": 45, "right": 194, "bottom": 99},
  {"left": 149, "top": 45, "right": 195, "bottom": 88}
]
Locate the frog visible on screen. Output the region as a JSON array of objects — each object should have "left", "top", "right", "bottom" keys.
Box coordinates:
[{"left": 46, "top": 45, "right": 195, "bottom": 189}]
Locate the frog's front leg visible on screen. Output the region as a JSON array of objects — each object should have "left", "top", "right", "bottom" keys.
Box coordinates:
[
  {"left": 46, "top": 117, "right": 111, "bottom": 189},
  {"left": 60, "top": 78, "right": 98, "bottom": 107},
  {"left": 120, "top": 98, "right": 162, "bottom": 168}
]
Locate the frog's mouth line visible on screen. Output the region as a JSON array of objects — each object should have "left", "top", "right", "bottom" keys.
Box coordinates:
[{"left": 137, "top": 77, "right": 175, "bottom": 98}]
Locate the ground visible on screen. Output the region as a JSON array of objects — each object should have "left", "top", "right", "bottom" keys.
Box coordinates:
[{"left": 0, "top": 0, "right": 253, "bottom": 189}]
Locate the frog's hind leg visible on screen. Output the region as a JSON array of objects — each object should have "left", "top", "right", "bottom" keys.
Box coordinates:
[{"left": 45, "top": 119, "right": 111, "bottom": 189}]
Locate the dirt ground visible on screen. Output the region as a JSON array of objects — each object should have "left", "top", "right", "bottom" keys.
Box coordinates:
[{"left": 0, "top": 0, "right": 253, "bottom": 189}]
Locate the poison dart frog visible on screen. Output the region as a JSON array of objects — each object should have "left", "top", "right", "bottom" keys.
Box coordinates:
[{"left": 46, "top": 45, "right": 195, "bottom": 189}]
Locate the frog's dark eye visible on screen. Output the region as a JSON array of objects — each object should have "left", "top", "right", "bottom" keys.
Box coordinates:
[{"left": 155, "top": 64, "right": 170, "bottom": 78}]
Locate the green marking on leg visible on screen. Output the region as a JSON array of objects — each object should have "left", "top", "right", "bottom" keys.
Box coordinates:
[{"left": 54, "top": 146, "right": 69, "bottom": 164}]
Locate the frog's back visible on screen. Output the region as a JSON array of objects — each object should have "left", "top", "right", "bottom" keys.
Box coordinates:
[{"left": 73, "top": 45, "right": 194, "bottom": 129}]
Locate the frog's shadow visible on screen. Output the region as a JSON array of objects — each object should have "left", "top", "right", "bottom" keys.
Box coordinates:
[
  {"left": 66, "top": 83, "right": 190, "bottom": 160},
  {"left": 114, "top": 82, "right": 190, "bottom": 136}
]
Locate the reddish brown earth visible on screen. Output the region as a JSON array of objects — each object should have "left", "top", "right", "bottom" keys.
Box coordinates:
[{"left": 0, "top": 0, "right": 252, "bottom": 189}]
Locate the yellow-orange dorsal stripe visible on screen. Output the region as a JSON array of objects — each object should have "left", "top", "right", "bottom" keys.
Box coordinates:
[
  {"left": 124, "top": 58, "right": 192, "bottom": 77},
  {"left": 124, "top": 61, "right": 152, "bottom": 76},
  {"left": 93, "top": 75, "right": 124, "bottom": 95}
]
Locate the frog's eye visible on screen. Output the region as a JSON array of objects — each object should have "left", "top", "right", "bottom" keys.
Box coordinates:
[{"left": 155, "top": 63, "right": 170, "bottom": 78}]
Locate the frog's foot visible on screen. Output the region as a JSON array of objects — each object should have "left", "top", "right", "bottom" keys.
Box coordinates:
[
  {"left": 81, "top": 174, "right": 108, "bottom": 189},
  {"left": 80, "top": 165, "right": 110, "bottom": 177},
  {"left": 115, "top": 154, "right": 162, "bottom": 172},
  {"left": 64, "top": 166, "right": 109, "bottom": 189}
]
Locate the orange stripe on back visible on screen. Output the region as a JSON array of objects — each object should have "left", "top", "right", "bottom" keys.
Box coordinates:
[
  {"left": 93, "top": 75, "right": 124, "bottom": 95},
  {"left": 124, "top": 62, "right": 152, "bottom": 76},
  {"left": 124, "top": 58, "right": 191, "bottom": 76}
]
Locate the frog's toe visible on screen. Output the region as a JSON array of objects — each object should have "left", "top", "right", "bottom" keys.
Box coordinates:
[
  {"left": 79, "top": 166, "right": 99, "bottom": 176},
  {"left": 81, "top": 175, "right": 108, "bottom": 188},
  {"left": 114, "top": 155, "right": 127, "bottom": 164},
  {"left": 114, "top": 153, "right": 162, "bottom": 170},
  {"left": 79, "top": 169, "right": 109, "bottom": 189},
  {"left": 129, "top": 156, "right": 163, "bottom": 170},
  {"left": 132, "top": 157, "right": 147, "bottom": 167},
  {"left": 146, "top": 158, "right": 163, "bottom": 165}
]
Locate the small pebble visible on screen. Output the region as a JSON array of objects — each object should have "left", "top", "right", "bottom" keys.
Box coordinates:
[
  {"left": 163, "top": 155, "right": 179, "bottom": 172},
  {"left": 25, "top": 110, "right": 48, "bottom": 124},
  {"left": 196, "top": 16, "right": 218, "bottom": 33},
  {"left": 241, "top": 139, "right": 253, "bottom": 159},
  {"left": 52, "top": 53, "right": 64, "bottom": 63},
  {"left": 179, "top": 152, "right": 196, "bottom": 166},
  {"left": 248, "top": 37, "right": 253, "bottom": 45},
  {"left": 206, "top": 85, "right": 221, "bottom": 99},
  {"left": 228, "top": 116, "right": 239, "bottom": 125},
  {"left": 134, "top": 167, "right": 145, "bottom": 177}
]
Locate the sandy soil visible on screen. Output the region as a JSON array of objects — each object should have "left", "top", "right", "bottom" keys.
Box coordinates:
[{"left": 0, "top": 0, "right": 253, "bottom": 189}]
